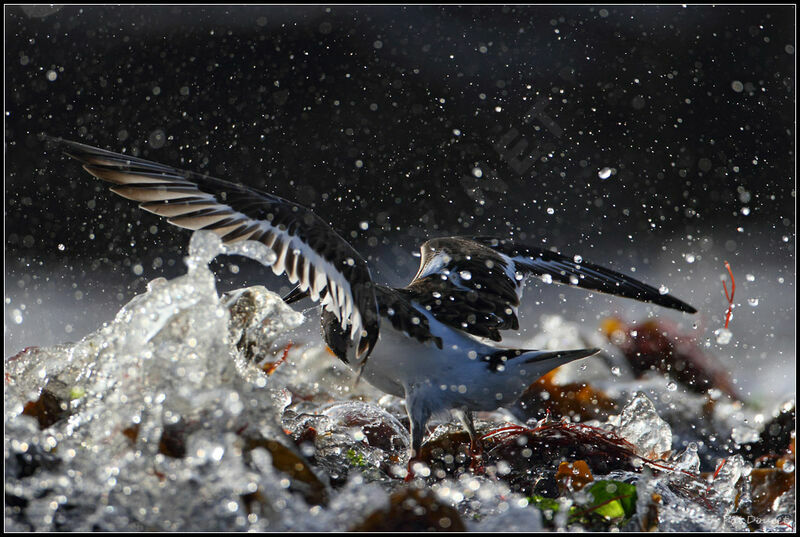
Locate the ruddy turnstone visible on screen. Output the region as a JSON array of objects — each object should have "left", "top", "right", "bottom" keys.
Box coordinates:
[{"left": 50, "top": 137, "right": 697, "bottom": 476}]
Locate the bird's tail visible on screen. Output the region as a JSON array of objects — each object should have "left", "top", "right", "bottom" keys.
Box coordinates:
[
  {"left": 483, "top": 347, "right": 601, "bottom": 396},
  {"left": 485, "top": 346, "right": 600, "bottom": 373},
  {"left": 469, "top": 346, "right": 601, "bottom": 408},
  {"left": 522, "top": 347, "right": 602, "bottom": 366},
  {"left": 519, "top": 347, "right": 601, "bottom": 379}
]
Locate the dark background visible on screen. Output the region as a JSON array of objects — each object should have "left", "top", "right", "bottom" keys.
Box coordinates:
[
  {"left": 7, "top": 5, "right": 795, "bottom": 256},
  {"left": 4, "top": 5, "right": 796, "bottom": 391}
]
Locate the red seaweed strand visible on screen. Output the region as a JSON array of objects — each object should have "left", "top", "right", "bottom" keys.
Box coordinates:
[{"left": 722, "top": 261, "right": 735, "bottom": 329}]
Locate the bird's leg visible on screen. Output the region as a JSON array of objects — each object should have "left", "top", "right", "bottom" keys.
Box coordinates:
[
  {"left": 404, "top": 399, "right": 430, "bottom": 482},
  {"left": 458, "top": 410, "right": 484, "bottom": 474},
  {"left": 404, "top": 436, "right": 423, "bottom": 483},
  {"left": 404, "top": 422, "right": 427, "bottom": 483}
]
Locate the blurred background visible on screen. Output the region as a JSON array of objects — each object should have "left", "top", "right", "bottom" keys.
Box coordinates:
[{"left": 5, "top": 5, "right": 795, "bottom": 402}]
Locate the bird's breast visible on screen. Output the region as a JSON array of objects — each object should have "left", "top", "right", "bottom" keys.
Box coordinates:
[{"left": 354, "top": 321, "right": 456, "bottom": 398}]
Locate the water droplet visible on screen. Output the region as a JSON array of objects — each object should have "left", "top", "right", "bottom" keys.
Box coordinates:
[
  {"left": 459, "top": 270, "right": 472, "bottom": 280},
  {"left": 598, "top": 167, "right": 614, "bottom": 180},
  {"left": 610, "top": 366, "right": 621, "bottom": 377},
  {"left": 147, "top": 128, "right": 166, "bottom": 149},
  {"left": 546, "top": 207, "right": 555, "bottom": 215},
  {"left": 667, "top": 381, "right": 678, "bottom": 392},
  {"left": 714, "top": 328, "right": 733, "bottom": 345},
  {"left": 658, "top": 285, "right": 669, "bottom": 295},
  {"left": 748, "top": 298, "right": 759, "bottom": 307}
]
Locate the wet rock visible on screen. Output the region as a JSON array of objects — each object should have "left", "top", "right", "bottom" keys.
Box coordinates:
[
  {"left": 243, "top": 434, "right": 329, "bottom": 506},
  {"left": 514, "top": 369, "right": 618, "bottom": 422},
  {"left": 748, "top": 466, "right": 795, "bottom": 520},
  {"left": 417, "top": 424, "right": 474, "bottom": 478},
  {"left": 223, "top": 286, "right": 304, "bottom": 364},
  {"left": 603, "top": 318, "right": 739, "bottom": 400},
  {"left": 122, "top": 424, "right": 140, "bottom": 444},
  {"left": 21, "top": 385, "right": 70, "bottom": 430},
  {"left": 556, "top": 460, "right": 594, "bottom": 493},
  {"left": 6, "top": 443, "right": 62, "bottom": 480},
  {"left": 158, "top": 420, "right": 189, "bottom": 459},
  {"left": 285, "top": 401, "right": 409, "bottom": 484},
  {"left": 739, "top": 400, "right": 795, "bottom": 465},
  {"left": 637, "top": 492, "right": 662, "bottom": 532},
  {"left": 481, "top": 421, "right": 639, "bottom": 495},
  {"left": 351, "top": 487, "right": 465, "bottom": 531}
]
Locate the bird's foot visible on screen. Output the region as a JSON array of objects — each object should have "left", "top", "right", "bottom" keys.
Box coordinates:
[
  {"left": 404, "top": 458, "right": 430, "bottom": 482},
  {"left": 468, "top": 440, "right": 485, "bottom": 475},
  {"left": 468, "top": 453, "right": 485, "bottom": 475},
  {"left": 403, "top": 466, "right": 414, "bottom": 483}
]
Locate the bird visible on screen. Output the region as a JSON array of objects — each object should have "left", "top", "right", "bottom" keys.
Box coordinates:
[{"left": 48, "top": 136, "right": 697, "bottom": 477}]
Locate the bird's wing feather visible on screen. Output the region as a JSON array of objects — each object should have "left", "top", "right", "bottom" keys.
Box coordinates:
[
  {"left": 373, "top": 284, "right": 443, "bottom": 349},
  {"left": 404, "top": 236, "right": 696, "bottom": 341},
  {"left": 48, "top": 137, "right": 380, "bottom": 358}
]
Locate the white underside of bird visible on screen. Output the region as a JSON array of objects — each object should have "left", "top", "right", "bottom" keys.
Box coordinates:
[{"left": 350, "top": 300, "right": 599, "bottom": 454}]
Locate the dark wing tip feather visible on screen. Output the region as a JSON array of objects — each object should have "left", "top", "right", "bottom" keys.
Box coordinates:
[
  {"left": 471, "top": 236, "right": 698, "bottom": 315},
  {"left": 652, "top": 294, "right": 697, "bottom": 314},
  {"left": 572, "top": 260, "right": 699, "bottom": 315}
]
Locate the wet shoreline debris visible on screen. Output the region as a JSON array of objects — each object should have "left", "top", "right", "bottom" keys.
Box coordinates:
[{"left": 5, "top": 232, "right": 795, "bottom": 532}]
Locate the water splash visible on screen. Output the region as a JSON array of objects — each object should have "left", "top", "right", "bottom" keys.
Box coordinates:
[{"left": 4, "top": 231, "right": 795, "bottom": 531}]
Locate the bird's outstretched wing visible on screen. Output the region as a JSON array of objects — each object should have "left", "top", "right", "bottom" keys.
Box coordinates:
[
  {"left": 47, "top": 137, "right": 380, "bottom": 359},
  {"left": 404, "top": 236, "right": 696, "bottom": 342}
]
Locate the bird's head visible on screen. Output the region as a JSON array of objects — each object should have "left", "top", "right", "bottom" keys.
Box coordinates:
[{"left": 320, "top": 308, "right": 355, "bottom": 366}]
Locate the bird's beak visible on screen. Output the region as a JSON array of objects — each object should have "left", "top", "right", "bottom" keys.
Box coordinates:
[{"left": 282, "top": 285, "right": 310, "bottom": 304}]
